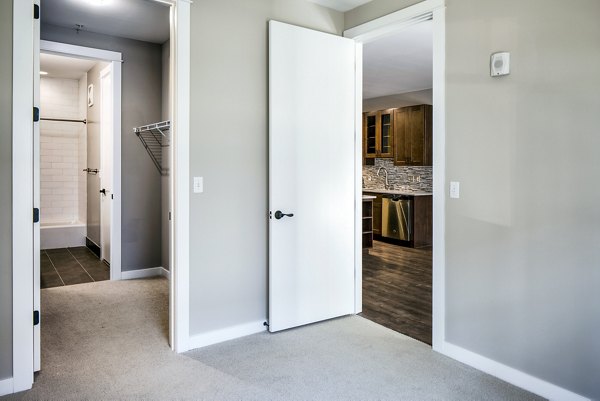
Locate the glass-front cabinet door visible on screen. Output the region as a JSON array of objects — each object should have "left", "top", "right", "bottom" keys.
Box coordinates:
[
  {"left": 379, "top": 109, "right": 394, "bottom": 158},
  {"left": 363, "top": 110, "right": 394, "bottom": 159},
  {"left": 364, "top": 112, "right": 378, "bottom": 158}
]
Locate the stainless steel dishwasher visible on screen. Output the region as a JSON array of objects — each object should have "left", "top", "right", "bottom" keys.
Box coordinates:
[{"left": 381, "top": 195, "right": 413, "bottom": 241}]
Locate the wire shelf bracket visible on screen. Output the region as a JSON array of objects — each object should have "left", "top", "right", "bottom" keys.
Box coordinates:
[{"left": 133, "top": 120, "right": 170, "bottom": 175}]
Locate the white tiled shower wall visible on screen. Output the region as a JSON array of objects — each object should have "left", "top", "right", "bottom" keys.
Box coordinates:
[{"left": 40, "top": 77, "right": 87, "bottom": 224}]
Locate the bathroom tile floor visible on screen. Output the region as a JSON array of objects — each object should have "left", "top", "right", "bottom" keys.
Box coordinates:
[{"left": 41, "top": 247, "right": 110, "bottom": 289}]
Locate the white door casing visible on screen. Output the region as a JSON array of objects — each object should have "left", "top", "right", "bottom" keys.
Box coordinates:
[
  {"left": 33, "top": 0, "right": 41, "bottom": 373},
  {"left": 100, "top": 65, "right": 113, "bottom": 264},
  {"left": 268, "top": 21, "right": 356, "bottom": 333}
]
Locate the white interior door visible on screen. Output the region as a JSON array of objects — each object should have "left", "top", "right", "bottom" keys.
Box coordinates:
[
  {"left": 33, "top": 0, "right": 41, "bottom": 372},
  {"left": 268, "top": 21, "right": 356, "bottom": 333},
  {"left": 100, "top": 65, "right": 113, "bottom": 264}
]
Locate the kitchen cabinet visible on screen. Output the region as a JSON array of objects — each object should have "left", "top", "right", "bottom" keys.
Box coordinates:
[
  {"left": 363, "top": 109, "right": 394, "bottom": 159},
  {"left": 363, "top": 191, "right": 432, "bottom": 248},
  {"left": 412, "top": 195, "right": 432, "bottom": 248},
  {"left": 363, "top": 192, "right": 383, "bottom": 235},
  {"left": 393, "top": 105, "right": 432, "bottom": 166},
  {"left": 362, "top": 198, "right": 374, "bottom": 249}
]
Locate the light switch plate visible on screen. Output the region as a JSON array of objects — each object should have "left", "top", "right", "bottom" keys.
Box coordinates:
[
  {"left": 193, "top": 176, "right": 203, "bottom": 193},
  {"left": 450, "top": 181, "right": 460, "bottom": 199}
]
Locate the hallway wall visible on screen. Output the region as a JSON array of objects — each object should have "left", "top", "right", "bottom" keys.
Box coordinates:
[
  {"left": 0, "top": 0, "right": 13, "bottom": 382},
  {"left": 41, "top": 25, "right": 164, "bottom": 271}
]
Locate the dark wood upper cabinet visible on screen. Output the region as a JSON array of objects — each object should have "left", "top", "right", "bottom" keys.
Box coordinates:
[
  {"left": 364, "top": 112, "right": 377, "bottom": 158},
  {"left": 393, "top": 105, "right": 432, "bottom": 166},
  {"left": 363, "top": 109, "right": 394, "bottom": 159}
]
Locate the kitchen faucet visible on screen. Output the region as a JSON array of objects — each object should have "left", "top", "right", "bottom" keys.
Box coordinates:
[{"left": 377, "top": 167, "right": 391, "bottom": 189}]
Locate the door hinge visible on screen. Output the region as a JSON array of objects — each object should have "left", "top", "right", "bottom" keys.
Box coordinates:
[
  {"left": 33, "top": 107, "right": 40, "bottom": 122},
  {"left": 169, "top": 211, "right": 172, "bottom": 221},
  {"left": 33, "top": 310, "right": 40, "bottom": 326},
  {"left": 33, "top": 4, "right": 40, "bottom": 20},
  {"left": 33, "top": 208, "right": 40, "bottom": 223}
]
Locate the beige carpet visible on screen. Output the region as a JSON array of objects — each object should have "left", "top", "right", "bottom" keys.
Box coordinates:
[{"left": 1, "top": 277, "right": 543, "bottom": 400}]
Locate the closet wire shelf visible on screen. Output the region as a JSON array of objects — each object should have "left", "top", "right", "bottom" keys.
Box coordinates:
[{"left": 133, "top": 120, "right": 170, "bottom": 176}]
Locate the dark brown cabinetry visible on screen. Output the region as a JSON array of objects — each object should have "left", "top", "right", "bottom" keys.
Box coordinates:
[
  {"left": 362, "top": 199, "right": 374, "bottom": 249},
  {"left": 363, "top": 109, "right": 394, "bottom": 159},
  {"left": 393, "top": 105, "right": 432, "bottom": 166},
  {"left": 363, "top": 192, "right": 432, "bottom": 248},
  {"left": 412, "top": 195, "right": 432, "bottom": 248},
  {"left": 363, "top": 192, "right": 383, "bottom": 235}
]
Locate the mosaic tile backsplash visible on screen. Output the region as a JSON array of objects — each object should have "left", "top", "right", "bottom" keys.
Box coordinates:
[{"left": 363, "top": 158, "right": 432, "bottom": 192}]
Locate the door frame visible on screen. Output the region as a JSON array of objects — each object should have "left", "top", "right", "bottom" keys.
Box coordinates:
[
  {"left": 344, "top": 0, "right": 446, "bottom": 351},
  {"left": 99, "top": 63, "right": 114, "bottom": 265},
  {"left": 10, "top": 0, "right": 191, "bottom": 393},
  {"left": 40, "top": 40, "right": 123, "bottom": 281}
]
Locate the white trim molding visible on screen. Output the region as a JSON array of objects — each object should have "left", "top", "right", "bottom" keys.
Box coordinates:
[
  {"left": 170, "top": 0, "right": 191, "bottom": 354},
  {"left": 188, "top": 321, "right": 266, "bottom": 351},
  {"left": 12, "top": 0, "right": 35, "bottom": 393},
  {"left": 121, "top": 267, "right": 170, "bottom": 280},
  {"left": 344, "top": 0, "right": 444, "bottom": 42},
  {"left": 40, "top": 40, "right": 122, "bottom": 62},
  {"left": 0, "top": 378, "right": 14, "bottom": 397},
  {"left": 353, "top": 42, "right": 363, "bottom": 314},
  {"left": 439, "top": 341, "right": 591, "bottom": 401}
]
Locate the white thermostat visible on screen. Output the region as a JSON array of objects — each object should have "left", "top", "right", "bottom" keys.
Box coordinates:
[{"left": 490, "top": 52, "right": 510, "bottom": 77}]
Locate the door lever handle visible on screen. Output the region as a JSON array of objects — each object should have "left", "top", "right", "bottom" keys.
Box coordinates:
[
  {"left": 274, "top": 210, "right": 294, "bottom": 220},
  {"left": 99, "top": 189, "right": 107, "bottom": 195}
]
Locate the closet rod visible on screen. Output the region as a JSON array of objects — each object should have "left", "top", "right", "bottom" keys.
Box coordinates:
[{"left": 41, "top": 117, "right": 87, "bottom": 124}]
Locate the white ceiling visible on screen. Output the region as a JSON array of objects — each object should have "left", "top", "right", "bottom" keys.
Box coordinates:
[
  {"left": 305, "top": 0, "right": 373, "bottom": 12},
  {"left": 363, "top": 20, "right": 433, "bottom": 100},
  {"left": 40, "top": 53, "right": 99, "bottom": 79},
  {"left": 41, "top": 0, "right": 170, "bottom": 44}
]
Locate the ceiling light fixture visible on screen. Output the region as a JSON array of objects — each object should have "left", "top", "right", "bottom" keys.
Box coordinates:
[
  {"left": 89, "top": 0, "right": 109, "bottom": 5},
  {"left": 40, "top": 71, "right": 48, "bottom": 75}
]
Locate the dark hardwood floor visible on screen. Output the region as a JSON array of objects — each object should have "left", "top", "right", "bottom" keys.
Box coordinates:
[{"left": 361, "top": 240, "right": 432, "bottom": 345}]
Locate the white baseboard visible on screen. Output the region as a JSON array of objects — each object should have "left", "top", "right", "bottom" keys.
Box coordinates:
[
  {"left": 0, "top": 377, "right": 14, "bottom": 396},
  {"left": 187, "top": 320, "right": 266, "bottom": 351},
  {"left": 121, "top": 266, "right": 170, "bottom": 280},
  {"left": 160, "top": 267, "right": 170, "bottom": 280},
  {"left": 439, "top": 341, "right": 590, "bottom": 401}
]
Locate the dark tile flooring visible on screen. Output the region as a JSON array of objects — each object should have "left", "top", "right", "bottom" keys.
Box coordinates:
[
  {"left": 361, "top": 240, "right": 432, "bottom": 345},
  {"left": 41, "top": 247, "right": 109, "bottom": 289}
]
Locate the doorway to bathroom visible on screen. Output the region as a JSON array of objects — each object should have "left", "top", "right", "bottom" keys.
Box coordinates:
[{"left": 38, "top": 46, "right": 120, "bottom": 288}]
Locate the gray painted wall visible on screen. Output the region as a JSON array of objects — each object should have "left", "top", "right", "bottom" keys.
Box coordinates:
[
  {"left": 349, "top": 0, "right": 600, "bottom": 399},
  {"left": 363, "top": 89, "right": 432, "bottom": 112},
  {"left": 86, "top": 61, "right": 109, "bottom": 246},
  {"left": 0, "top": 0, "right": 13, "bottom": 382},
  {"left": 41, "top": 24, "right": 164, "bottom": 271},
  {"left": 188, "top": 0, "right": 343, "bottom": 335}
]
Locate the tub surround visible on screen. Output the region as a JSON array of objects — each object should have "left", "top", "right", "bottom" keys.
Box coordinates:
[
  {"left": 40, "top": 76, "right": 87, "bottom": 226},
  {"left": 40, "top": 222, "right": 86, "bottom": 250}
]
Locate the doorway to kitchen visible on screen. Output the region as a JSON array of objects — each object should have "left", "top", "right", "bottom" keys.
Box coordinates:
[{"left": 351, "top": 16, "right": 435, "bottom": 345}]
